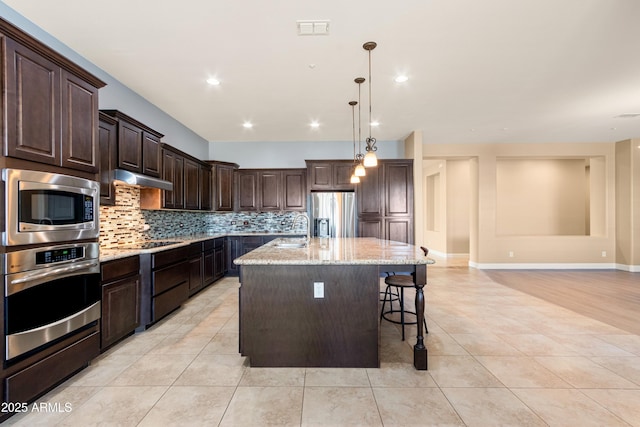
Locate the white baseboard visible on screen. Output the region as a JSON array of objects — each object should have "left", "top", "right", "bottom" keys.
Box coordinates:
[
  {"left": 428, "top": 250, "right": 469, "bottom": 259},
  {"left": 615, "top": 263, "right": 640, "bottom": 272},
  {"left": 469, "top": 262, "right": 620, "bottom": 270}
]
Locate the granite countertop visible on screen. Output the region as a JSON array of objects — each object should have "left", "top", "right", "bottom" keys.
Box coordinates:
[
  {"left": 234, "top": 237, "right": 432, "bottom": 266},
  {"left": 99, "top": 232, "right": 305, "bottom": 263}
]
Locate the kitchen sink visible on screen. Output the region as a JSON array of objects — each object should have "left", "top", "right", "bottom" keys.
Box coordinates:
[{"left": 272, "top": 239, "right": 308, "bottom": 248}]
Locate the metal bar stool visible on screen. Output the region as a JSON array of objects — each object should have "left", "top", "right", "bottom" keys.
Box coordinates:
[{"left": 380, "top": 246, "right": 431, "bottom": 341}]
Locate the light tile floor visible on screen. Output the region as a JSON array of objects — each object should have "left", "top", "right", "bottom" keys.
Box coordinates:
[{"left": 6, "top": 265, "right": 640, "bottom": 426}]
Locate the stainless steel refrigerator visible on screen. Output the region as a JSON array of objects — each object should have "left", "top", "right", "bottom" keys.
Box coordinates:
[{"left": 310, "top": 192, "right": 357, "bottom": 238}]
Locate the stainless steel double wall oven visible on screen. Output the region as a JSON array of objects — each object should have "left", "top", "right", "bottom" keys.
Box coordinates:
[{"left": 2, "top": 169, "right": 100, "bottom": 372}]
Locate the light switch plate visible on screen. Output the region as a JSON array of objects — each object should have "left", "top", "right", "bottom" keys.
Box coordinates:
[{"left": 313, "top": 282, "right": 324, "bottom": 298}]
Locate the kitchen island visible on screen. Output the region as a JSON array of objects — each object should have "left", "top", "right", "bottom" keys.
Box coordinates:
[{"left": 234, "top": 237, "right": 430, "bottom": 370}]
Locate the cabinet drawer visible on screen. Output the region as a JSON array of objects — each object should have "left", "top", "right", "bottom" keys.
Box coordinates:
[
  {"left": 188, "top": 241, "right": 203, "bottom": 257},
  {"left": 151, "top": 246, "right": 188, "bottom": 269},
  {"left": 204, "top": 239, "right": 216, "bottom": 251},
  {"left": 152, "top": 261, "right": 188, "bottom": 295},
  {"left": 242, "top": 236, "right": 263, "bottom": 246},
  {"left": 4, "top": 331, "right": 99, "bottom": 404},
  {"left": 101, "top": 256, "right": 140, "bottom": 282},
  {"left": 153, "top": 282, "right": 188, "bottom": 320}
]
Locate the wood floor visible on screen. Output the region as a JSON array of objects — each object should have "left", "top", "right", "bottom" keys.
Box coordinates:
[{"left": 484, "top": 270, "right": 640, "bottom": 335}]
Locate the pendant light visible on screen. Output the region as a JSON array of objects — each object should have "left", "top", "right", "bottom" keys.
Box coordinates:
[
  {"left": 354, "top": 77, "right": 366, "bottom": 177},
  {"left": 363, "top": 41, "right": 378, "bottom": 168},
  {"left": 349, "top": 101, "right": 360, "bottom": 184}
]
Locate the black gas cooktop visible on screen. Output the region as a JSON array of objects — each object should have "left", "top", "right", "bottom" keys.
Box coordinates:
[{"left": 116, "top": 241, "right": 181, "bottom": 250}]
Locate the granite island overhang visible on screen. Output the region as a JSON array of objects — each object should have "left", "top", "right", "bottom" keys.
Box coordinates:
[{"left": 234, "top": 237, "right": 430, "bottom": 370}]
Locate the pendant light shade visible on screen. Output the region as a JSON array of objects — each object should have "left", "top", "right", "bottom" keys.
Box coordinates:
[
  {"left": 363, "top": 151, "right": 378, "bottom": 167},
  {"left": 350, "top": 174, "right": 361, "bottom": 184},
  {"left": 354, "top": 163, "right": 366, "bottom": 176}
]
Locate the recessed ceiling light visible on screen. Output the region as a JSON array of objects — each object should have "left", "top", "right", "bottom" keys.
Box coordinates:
[
  {"left": 310, "top": 121, "right": 320, "bottom": 128},
  {"left": 370, "top": 121, "right": 380, "bottom": 127},
  {"left": 242, "top": 122, "right": 253, "bottom": 129},
  {"left": 394, "top": 75, "right": 408, "bottom": 83},
  {"left": 206, "top": 77, "right": 220, "bottom": 86}
]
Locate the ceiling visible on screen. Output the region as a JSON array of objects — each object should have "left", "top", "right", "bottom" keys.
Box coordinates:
[{"left": 5, "top": 0, "right": 640, "bottom": 145}]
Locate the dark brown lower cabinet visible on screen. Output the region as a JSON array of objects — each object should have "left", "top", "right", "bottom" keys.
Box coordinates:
[
  {"left": 100, "top": 256, "right": 141, "bottom": 350},
  {"left": 188, "top": 242, "right": 204, "bottom": 296}
]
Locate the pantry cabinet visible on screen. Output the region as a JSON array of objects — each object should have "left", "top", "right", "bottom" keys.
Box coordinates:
[{"left": 356, "top": 159, "right": 414, "bottom": 243}]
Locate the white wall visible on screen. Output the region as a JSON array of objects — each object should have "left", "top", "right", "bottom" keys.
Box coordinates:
[
  {"left": 0, "top": 2, "right": 210, "bottom": 160},
  {"left": 210, "top": 140, "right": 404, "bottom": 168}
]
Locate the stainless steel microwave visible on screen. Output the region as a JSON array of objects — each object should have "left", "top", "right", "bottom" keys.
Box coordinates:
[{"left": 2, "top": 169, "right": 99, "bottom": 246}]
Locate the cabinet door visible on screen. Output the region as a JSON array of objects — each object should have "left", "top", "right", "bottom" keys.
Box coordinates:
[
  {"left": 184, "top": 158, "right": 200, "bottom": 209},
  {"left": 334, "top": 163, "right": 355, "bottom": 190},
  {"left": 226, "top": 236, "right": 241, "bottom": 275},
  {"left": 308, "top": 163, "right": 332, "bottom": 190},
  {"left": 357, "top": 165, "right": 382, "bottom": 216},
  {"left": 384, "top": 162, "right": 414, "bottom": 216},
  {"left": 216, "top": 165, "right": 234, "bottom": 211},
  {"left": 259, "top": 170, "right": 282, "bottom": 211},
  {"left": 4, "top": 38, "right": 60, "bottom": 166},
  {"left": 60, "top": 70, "right": 99, "bottom": 172},
  {"left": 142, "top": 131, "right": 161, "bottom": 177},
  {"left": 200, "top": 165, "right": 212, "bottom": 211},
  {"left": 117, "top": 120, "right": 143, "bottom": 173},
  {"left": 101, "top": 275, "right": 141, "bottom": 349},
  {"left": 358, "top": 218, "right": 383, "bottom": 239},
  {"left": 283, "top": 169, "right": 307, "bottom": 211},
  {"left": 162, "top": 150, "right": 184, "bottom": 209},
  {"left": 214, "top": 246, "right": 225, "bottom": 280},
  {"left": 385, "top": 218, "right": 413, "bottom": 244},
  {"left": 237, "top": 170, "right": 258, "bottom": 211},
  {"left": 99, "top": 114, "right": 117, "bottom": 205},
  {"left": 203, "top": 249, "right": 215, "bottom": 285},
  {"left": 188, "top": 255, "right": 203, "bottom": 294}
]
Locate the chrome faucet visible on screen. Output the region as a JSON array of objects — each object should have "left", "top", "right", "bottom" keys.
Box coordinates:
[{"left": 291, "top": 213, "right": 311, "bottom": 241}]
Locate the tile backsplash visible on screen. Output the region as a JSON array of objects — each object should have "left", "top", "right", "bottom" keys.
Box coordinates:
[{"left": 100, "top": 183, "right": 308, "bottom": 247}]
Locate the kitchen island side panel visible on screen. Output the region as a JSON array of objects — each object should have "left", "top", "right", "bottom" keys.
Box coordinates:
[{"left": 239, "top": 265, "right": 380, "bottom": 368}]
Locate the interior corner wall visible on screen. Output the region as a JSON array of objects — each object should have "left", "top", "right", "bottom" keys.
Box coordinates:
[
  {"left": 615, "top": 139, "right": 640, "bottom": 270},
  {"left": 446, "top": 160, "right": 471, "bottom": 254},
  {"left": 423, "top": 160, "right": 447, "bottom": 254},
  {"left": 404, "top": 131, "right": 423, "bottom": 245}
]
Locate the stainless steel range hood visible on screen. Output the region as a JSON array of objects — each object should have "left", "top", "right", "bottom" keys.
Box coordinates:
[{"left": 113, "top": 169, "right": 173, "bottom": 191}]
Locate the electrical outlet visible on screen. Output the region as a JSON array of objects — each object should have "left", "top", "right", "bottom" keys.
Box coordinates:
[
  {"left": 313, "top": 282, "right": 324, "bottom": 298},
  {"left": 231, "top": 221, "right": 236, "bottom": 225},
  {"left": 243, "top": 221, "right": 249, "bottom": 226},
  {"left": 601, "top": 251, "right": 607, "bottom": 257},
  {"left": 508, "top": 251, "right": 514, "bottom": 258}
]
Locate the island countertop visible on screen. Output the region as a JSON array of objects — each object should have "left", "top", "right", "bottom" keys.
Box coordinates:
[{"left": 234, "top": 237, "right": 431, "bottom": 266}]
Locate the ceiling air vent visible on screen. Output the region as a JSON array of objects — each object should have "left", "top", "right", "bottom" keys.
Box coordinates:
[
  {"left": 297, "top": 20, "right": 330, "bottom": 36},
  {"left": 614, "top": 113, "right": 640, "bottom": 119}
]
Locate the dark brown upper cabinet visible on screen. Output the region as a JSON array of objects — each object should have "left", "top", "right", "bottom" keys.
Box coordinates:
[
  {"left": 208, "top": 161, "right": 237, "bottom": 212},
  {"left": 235, "top": 168, "right": 306, "bottom": 212},
  {"left": 99, "top": 112, "right": 118, "bottom": 205},
  {"left": 100, "top": 110, "right": 163, "bottom": 178},
  {"left": 184, "top": 158, "right": 201, "bottom": 210},
  {"left": 2, "top": 23, "right": 105, "bottom": 174},
  {"left": 306, "top": 160, "right": 355, "bottom": 191},
  {"left": 161, "top": 147, "right": 184, "bottom": 209},
  {"left": 157, "top": 144, "right": 211, "bottom": 211}
]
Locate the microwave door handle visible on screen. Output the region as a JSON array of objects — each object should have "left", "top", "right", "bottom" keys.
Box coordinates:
[{"left": 8, "top": 261, "right": 99, "bottom": 292}]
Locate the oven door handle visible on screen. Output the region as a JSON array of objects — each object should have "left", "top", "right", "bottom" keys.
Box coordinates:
[{"left": 6, "top": 261, "right": 100, "bottom": 296}]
